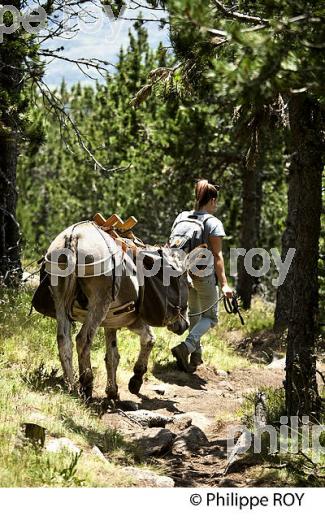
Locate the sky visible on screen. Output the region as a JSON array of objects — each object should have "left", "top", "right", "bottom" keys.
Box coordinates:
[{"left": 42, "top": 2, "right": 169, "bottom": 87}]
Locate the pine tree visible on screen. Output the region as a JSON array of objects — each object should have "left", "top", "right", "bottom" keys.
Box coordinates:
[{"left": 139, "top": 0, "right": 325, "bottom": 419}]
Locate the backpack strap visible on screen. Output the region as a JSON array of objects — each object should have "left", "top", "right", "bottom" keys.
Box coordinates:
[
  {"left": 170, "top": 211, "right": 216, "bottom": 251},
  {"left": 170, "top": 211, "right": 191, "bottom": 233},
  {"left": 189, "top": 213, "right": 215, "bottom": 250}
]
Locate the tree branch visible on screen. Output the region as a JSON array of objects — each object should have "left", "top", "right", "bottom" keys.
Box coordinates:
[
  {"left": 212, "top": 0, "right": 269, "bottom": 25},
  {"left": 36, "top": 79, "right": 130, "bottom": 175}
]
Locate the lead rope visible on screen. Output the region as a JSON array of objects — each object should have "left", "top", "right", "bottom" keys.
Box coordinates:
[
  {"left": 223, "top": 292, "right": 245, "bottom": 326},
  {"left": 188, "top": 294, "right": 224, "bottom": 317},
  {"left": 188, "top": 292, "right": 245, "bottom": 326}
]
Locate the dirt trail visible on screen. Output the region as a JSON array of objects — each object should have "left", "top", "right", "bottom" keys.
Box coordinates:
[{"left": 101, "top": 363, "right": 285, "bottom": 487}]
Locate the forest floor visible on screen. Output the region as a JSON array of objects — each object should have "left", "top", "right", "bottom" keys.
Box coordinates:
[
  {"left": 102, "top": 344, "right": 286, "bottom": 487},
  {"left": 0, "top": 287, "right": 324, "bottom": 487},
  {"left": 100, "top": 322, "right": 325, "bottom": 487}
]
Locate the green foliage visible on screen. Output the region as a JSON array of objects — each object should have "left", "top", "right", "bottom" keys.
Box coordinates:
[
  {"left": 162, "top": 0, "right": 325, "bottom": 101},
  {"left": 239, "top": 386, "right": 286, "bottom": 428},
  {"left": 238, "top": 386, "right": 325, "bottom": 486},
  {"left": 0, "top": 11, "right": 43, "bottom": 134},
  {"left": 17, "top": 23, "right": 289, "bottom": 299},
  {"left": 0, "top": 447, "right": 84, "bottom": 487}
]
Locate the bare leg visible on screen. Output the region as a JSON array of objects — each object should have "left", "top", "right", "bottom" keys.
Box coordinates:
[
  {"left": 104, "top": 328, "right": 120, "bottom": 400},
  {"left": 128, "top": 320, "right": 155, "bottom": 395}
]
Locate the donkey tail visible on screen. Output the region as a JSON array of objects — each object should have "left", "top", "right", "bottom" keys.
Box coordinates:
[
  {"left": 63, "top": 234, "right": 78, "bottom": 320},
  {"left": 47, "top": 233, "right": 79, "bottom": 321}
]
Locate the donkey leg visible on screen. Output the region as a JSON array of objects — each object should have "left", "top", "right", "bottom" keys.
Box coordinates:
[
  {"left": 52, "top": 286, "right": 74, "bottom": 389},
  {"left": 128, "top": 321, "right": 156, "bottom": 395},
  {"left": 57, "top": 311, "right": 74, "bottom": 389},
  {"left": 75, "top": 323, "right": 95, "bottom": 401},
  {"left": 76, "top": 310, "right": 108, "bottom": 401},
  {"left": 76, "top": 286, "right": 113, "bottom": 400},
  {"left": 104, "top": 328, "right": 120, "bottom": 400}
]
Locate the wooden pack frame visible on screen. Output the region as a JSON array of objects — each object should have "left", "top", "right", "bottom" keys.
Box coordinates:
[
  {"left": 93, "top": 213, "right": 138, "bottom": 232},
  {"left": 92, "top": 212, "right": 144, "bottom": 254}
]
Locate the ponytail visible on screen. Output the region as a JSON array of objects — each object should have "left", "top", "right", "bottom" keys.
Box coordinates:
[{"left": 195, "top": 179, "right": 219, "bottom": 210}]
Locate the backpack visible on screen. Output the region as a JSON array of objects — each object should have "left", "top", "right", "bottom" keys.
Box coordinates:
[{"left": 168, "top": 211, "right": 214, "bottom": 252}]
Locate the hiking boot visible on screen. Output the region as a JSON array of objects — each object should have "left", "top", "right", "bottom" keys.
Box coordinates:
[
  {"left": 171, "top": 343, "right": 194, "bottom": 373},
  {"left": 189, "top": 351, "right": 203, "bottom": 371}
]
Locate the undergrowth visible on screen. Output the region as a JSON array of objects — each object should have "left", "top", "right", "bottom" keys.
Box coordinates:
[
  {"left": 0, "top": 286, "right": 282, "bottom": 487},
  {"left": 237, "top": 387, "right": 325, "bottom": 487}
]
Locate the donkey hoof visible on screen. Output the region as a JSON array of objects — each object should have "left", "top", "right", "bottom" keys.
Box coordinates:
[
  {"left": 79, "top": 385, "right": 93, "bottom": 403},
  {"left": 102, "top": 396, "right": 120, "bottom": 411},
  {"left": 106, "top": 389, "right": 120, "bottom": 402},
  {"left": 128, "top": 375, "right": 143, "bottom": 395},
  {"left": 66, "top": 378, "right": 78, "bottom": 395}
]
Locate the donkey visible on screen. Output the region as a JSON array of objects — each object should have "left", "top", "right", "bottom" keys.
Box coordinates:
[{"left": 37, "top": 221, "right": 189, "bottom": 401}]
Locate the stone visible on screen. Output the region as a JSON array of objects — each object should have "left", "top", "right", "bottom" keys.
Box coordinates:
[
  {"left": 46, "top": 437, "right": 81, "bottom": 454},
  {"left": 125, "top": 410, "right": 173, "bottom": 428},
  {"left": 216, "top": 369, "right": 229, "bottom": 378},
  {"left": 92, "top": 445, "right": 107, "bottom": 462},
  {"left": 123, "top": 466, "right": 174, "bottom": 487},
  {"left": 172, "top": 425, "right": 209, "bottom": 456},
  {"left": 218, "top": 381, "right": 234, "bottom": 391},
  {"left": 266, "top": 356, "right": 286, "bottom": 369},
  {"left": 131, "top": 428, "right": 175, "bottom": 457},
  {"left": 169, "top": 414, "right": 192, "bottom": 434},
  {"left": 183, "top": 411, "right": 212, "bottom": 433},
  {"left": 26, "top": 412, "right": 49, "bottom": 425}
]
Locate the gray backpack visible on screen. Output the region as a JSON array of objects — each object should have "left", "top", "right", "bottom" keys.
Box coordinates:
[{"left": 169, "top": 211, "right": 214, "bottom": 252}]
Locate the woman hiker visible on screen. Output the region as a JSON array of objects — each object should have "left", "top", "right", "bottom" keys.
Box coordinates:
[{"left": 169, "top": 179, "right": 233, "bottom": 373}]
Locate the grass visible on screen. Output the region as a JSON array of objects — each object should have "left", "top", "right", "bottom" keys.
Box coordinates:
[
  {"left": 0, "top": 287, "right": 154, "bottom": 487},
  {"left": 236, "top": 387, "right": 325, "bottom": 487},
  {"left": 146, "top": 295, "right": 273, "bottom": 374},
  {"left": 0, "top": 286, "right": 278, "bottom": 487},
  {"left": 218, "top": 295, "right": 275, "bottom": 335}
]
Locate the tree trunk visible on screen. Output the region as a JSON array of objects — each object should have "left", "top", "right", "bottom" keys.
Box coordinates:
[
  {"left": 237, "top": 166, "right": 263, "bottom": 309},
  {"left": 237, "top": 115, "right": 264, "bottom": 309},
  {"left": 285, "top": 94, "right": 323, "bottom": 420},
  {"left": 0, "top": 132, "right": 22, "bottom": 286},
  {"left": 274, "top": 153, "right": 299, "bottom": 331},
  {"left": 0, "top": 1, "right": 23, "bottom": 286}
]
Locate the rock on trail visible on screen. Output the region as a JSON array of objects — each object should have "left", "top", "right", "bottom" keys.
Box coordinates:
[{"left": 100, "top": 364, "right": 286, "bottom": 487}]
